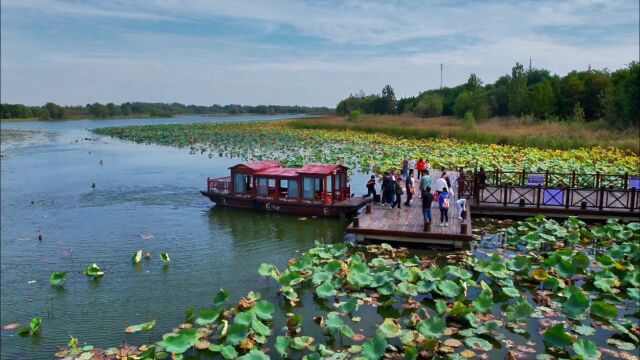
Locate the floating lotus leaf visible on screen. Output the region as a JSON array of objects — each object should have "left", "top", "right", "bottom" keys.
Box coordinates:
[
  {"left": 505, "top": 299, "right": 533, "bottom": 323},
  {"left": 254, "top": 300, "right": 274, "bottom": 320},
  {"left": 50, "top": 272, "right": 68, "bottom": 286},
  {"left": 340, "top": 298, "right": 358, "bottom": 314},
  {"left": 132, "top": 250, "right": 142, "bottom": 264},
  {"left": 590, "top": 301, "right": 618, "bottom": 320},
  {"left": 225, "top": 324, "right": 249, "bottom": 345},
  {"left": 438, "top": 280, "right": 462, "bottom": 298},
  {"left": 195, "top": 310, "right": 222, "bottom": 326},
  {"left": 543, "top": 324, "right": 572, "bottom": 349},
  {"left": 377, "top": 318, "right": 401, "bottom": 338},
  {"left": 417, "top": 317, "right": 446, "bottom": 338},
  {"left": 464, "top": 337, "right": 493, "bottom": 351},
  {"left": 163, "top": 328, "right": 199, "bottom": 354},
  {"left": 125, "top": 320, "right": 156, "bottom": 333},
  {"left": 221, "top": 345, "right": 238, "bottom": 359},
  {"left": 362, "top": 334, "right": 387, "bottom": 360},
  {"left": 160, "top": 252, "right": 170, "bottom": 263}
]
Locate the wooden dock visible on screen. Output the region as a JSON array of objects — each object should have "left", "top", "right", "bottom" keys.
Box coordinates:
[{"left": 346, "top": 199, "right": 473, "bottom": 249}]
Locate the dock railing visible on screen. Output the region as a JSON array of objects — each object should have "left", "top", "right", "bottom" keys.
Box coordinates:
[{"left": 465, "top": 168, "right": 640, "bottom": 213}]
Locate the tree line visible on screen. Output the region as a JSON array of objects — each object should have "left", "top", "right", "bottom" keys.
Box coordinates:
[
  {"left": 0, "top": 102, "right": 334, "bottom": 120},
  {"left": 336, "top": 61, "right": 639, "bottom": 129}
]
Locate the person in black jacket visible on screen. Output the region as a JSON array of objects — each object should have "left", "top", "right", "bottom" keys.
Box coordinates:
[
  {"left": 391, "top": 176, "right": 404, "bottom": 209},
  {"left": 422, "top": 186, "right": 434, "bottom": 223},
  {"left": 366, "top": 175, "right": 376, "bottom": 198},
  {"left": 381, "top": 172, "right": 392, "bottom": 207}
]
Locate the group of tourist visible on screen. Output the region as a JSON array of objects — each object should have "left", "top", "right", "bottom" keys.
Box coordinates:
[{"left": 365, "top": 159, "right": 468, "bottom": 227}]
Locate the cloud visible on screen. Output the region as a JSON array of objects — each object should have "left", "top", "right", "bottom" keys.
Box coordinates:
[{"left": 1, "top": 0, "right": 638, "bottom": 106}]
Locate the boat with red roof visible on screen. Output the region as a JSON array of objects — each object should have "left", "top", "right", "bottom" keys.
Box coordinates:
[{"left": 201, "top": 160, "right": 370, "bottom": 217}]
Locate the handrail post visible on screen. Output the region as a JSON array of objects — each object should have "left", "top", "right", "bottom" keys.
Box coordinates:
[
  {"left": 571, "top": 171, "right": 576, "bottom": 188},
  {"left": 623, "top": 172, "right": 629, "bottom": 189},
  {"left": 544, "top": 170, "right": 549, "bottom": 187},
  {"left": 565, "top": 186, "right": 571, "bottom": 209},
  {"left": 503, "top": 184, "right": 508, "bottom": 207},
  {"left": 596, "top": 172, "right": 600, "bottom": 188},
  {"left": 630, "top": 187, "right": 636, "bottom": 212},
  {"left": 537, "top": 184, "right": 542, "bottom": 208},
  {"left": 521, "top": 169, "right": 526, "bottom": 186},
  {"left": 599, "top": 186, "right": 605, "bottom": 211}
]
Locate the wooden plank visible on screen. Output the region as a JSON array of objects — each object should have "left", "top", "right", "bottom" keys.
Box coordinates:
[{"left": 346, "top": 170, "right": 473, "bottom": 245}]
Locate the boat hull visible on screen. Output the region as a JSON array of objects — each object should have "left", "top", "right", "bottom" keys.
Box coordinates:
[{"left": 200, "top": 191, "right": 369, "bottom": 218}]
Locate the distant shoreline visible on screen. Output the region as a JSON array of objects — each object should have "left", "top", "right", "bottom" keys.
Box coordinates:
[{"left": 0, "top": 113, "right": 324, "bottom": 123}]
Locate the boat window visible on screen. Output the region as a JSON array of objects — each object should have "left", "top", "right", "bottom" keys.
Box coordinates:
[
  {"left": 288, "top": 180, "right": 298, "bottom": 198},
  {"left": 314, "top": 178, "right": 321, "bottom": 191},
  {"left": 303, "top": 177, "right": 314, "bottom": 199},
  {"left": 258, "top": 178, "right": 268, "bottom": 196},
  {"left": 234, "top": 173, "right": 246, "bottom": 193}
]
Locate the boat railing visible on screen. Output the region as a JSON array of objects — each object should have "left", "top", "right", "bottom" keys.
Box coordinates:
[{"left": 208, "top": 176, "right": 232, "bottom": 194}]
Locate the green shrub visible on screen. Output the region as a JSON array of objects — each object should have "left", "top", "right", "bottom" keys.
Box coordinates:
[
  {"left": 463, "top": 111, "right": 477, "bottom": 130},
  {"left": 347, "top": 110, "right": 363, "bottom": 121}
]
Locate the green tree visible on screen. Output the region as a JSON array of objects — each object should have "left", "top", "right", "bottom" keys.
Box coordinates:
[
  {"left": 414, "top": 94, "right": 443, "bottom": 117},
  {"left": 572, "top": 102, "right": 586, "bottom": 123},
  {"left": 380, "top": 85, "right": 397, "bottom": 114},
  {"left": 508, "top": 62, "right": 528, "bottom": 115},
  {"left": 453, "top": 89, "right": 490, "bottom": 120},
  {"left": 466, "top": 73, "right": 483, "bottom": 91},
  {"left": 528, "top": 80, "right": 556, "bottom": 118}
]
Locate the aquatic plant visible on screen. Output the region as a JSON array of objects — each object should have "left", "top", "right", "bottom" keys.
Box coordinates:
[
  {"left": 54, "top": 217, "right": 639, "bottom": 359},
  {"left": 92, "top": 121, "right": 639, "bottom": 175}
]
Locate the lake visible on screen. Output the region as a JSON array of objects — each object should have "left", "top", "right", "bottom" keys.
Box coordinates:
[{"left": 1, "top": 115, "right": 360, "bottom": 359}]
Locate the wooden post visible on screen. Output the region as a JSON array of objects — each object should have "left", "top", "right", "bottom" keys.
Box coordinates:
[
  {"left": 519, "top": 198, "right": 526, "bottom": 208},
  {"left": 423, "top": 222, "right": 431, "bottom": 232},
  {"left": 565, "top": 186, "right": 571, "bottom": 209},
  {"left": 353, "top": 217, "right": 359, "bottom": 228},
  {"left": 596, "top": 172, "right": 601, "bottom": 188},
  {"left": 366, "top": 203, "right": 372, "bottom": 214},
  {"left": 544, "top": 170, "right": 549, "bottom": 187},
  {"left": 503, "top": 184, "right": 508, "bottom": 207},
  {"left": 460, "top": 223, "right": 468, "bottom": 235},
  {"left": 274, "top": 179, "right": 280, "bottom": 200},
  {"left": 623, "top": 172, "right": 629, "bottom": 189},
  {"left": 536, "top": 184, "right": 542, "bottom": 208},
  {"left": 521, "top": 169, "right": 526, "bottom": 186},
  {"left": 630, "top": 188, "right": 636, "bottom": 212},
  {"left": 599, "top": 186, "right": 605, "bottom": 211},
  {"left": 461, "top": 209, "right": 467, "bottom": 219},
  {"left": 571, "top": 171, "right": 576, "bottom": 188}
]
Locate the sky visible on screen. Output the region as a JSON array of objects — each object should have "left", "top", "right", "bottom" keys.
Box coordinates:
[{"left": 1, "top": 0, "right": 638, "bottom": 107}]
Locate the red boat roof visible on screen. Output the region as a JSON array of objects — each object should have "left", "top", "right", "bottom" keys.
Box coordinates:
[
  {"left": 298, "top": 164, "right": 347, "bottom": 175},
  {"left": 230, "top": 160, "right": 283, "bottom": 172},
  {"left": 254, "top": 167, "right": 300, "bottom": 177}
]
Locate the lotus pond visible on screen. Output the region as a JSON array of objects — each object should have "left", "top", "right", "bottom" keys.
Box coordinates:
[
  {"left": 46, "top": 216, "right": 640, "bottom": 360},
  {"left": 92, "top": 121, "right": 639, "bottom": 175}
]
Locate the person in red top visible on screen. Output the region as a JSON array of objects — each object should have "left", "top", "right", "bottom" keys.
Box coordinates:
[{"left": 416, "top": 158, "right": 426, "bottom": 179}]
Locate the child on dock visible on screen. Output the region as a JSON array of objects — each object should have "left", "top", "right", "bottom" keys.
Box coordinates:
[
  {"left": 438, "top": 187, "right": 450, "bottom": 226},
  {"left": 366, "top": 175, "right": 377, "bottom": 198}
]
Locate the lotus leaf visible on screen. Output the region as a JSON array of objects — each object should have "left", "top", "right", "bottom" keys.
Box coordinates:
[
  {"left": 417, "top": 317, "right": 446, "bottom": 338},
  {"left": 163, "top": 328, "right": 199, "bottom": 354},
  {"left": 543, "top": 324, "right": 572, "bottom": 349},
  {"left": 362, "top": 334, "right": 387, "bottom": 360},
  {"left": 50, "top": 271, "right": 68, "bottom": 286}
]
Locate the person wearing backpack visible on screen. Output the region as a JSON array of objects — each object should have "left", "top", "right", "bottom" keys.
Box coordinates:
[
  {"left": 438, "top": 187, "right": 450, "bottom": 227},
  {"left": 365, "top": 175, "right": 377, "bottom": 198},
  {"left": 422, "top": 186, "right": 434, "bottom": 224},
  {"left": 391, "top": 176, "right": 404, "bottom": 209}
]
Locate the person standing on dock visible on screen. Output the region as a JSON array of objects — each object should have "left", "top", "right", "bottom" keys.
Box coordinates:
[
  {"left": 366, "top": 175, "right": 377, "bottom": 198},
  {"left": 391, "top": 176, "right": 404, "bottom": 209},
  {"left": 422, "top": 186, "right": 434, "bottom": 224},
  {"left": 408, "top": 157, "right": 416, "bottom": 178},
  {"left": 404, "top": 175, "right": 415, "bottom": 206},
  {"left": 381, "top": 172, "right": 392, "bottom": 207},
  {"left": 401, "top": 158, "right": 409, "bottom": 178},
  {"left": 435, "top": 172, "right": 449, "bottom": 199},
  {"left": 419, "top": 173, "right": 432, "bottom": 198},
  {"left": 438, "top": 187, "right": 450, "bottom": 226},
  {"left": 416, "top": 158, "right": 426, "bottom": 179},
  {"left": 425, "top": 159, "right": 431, "bottom": 175},
  {"left": 456, "top": 198, "right": 467, "bottom": 220}
]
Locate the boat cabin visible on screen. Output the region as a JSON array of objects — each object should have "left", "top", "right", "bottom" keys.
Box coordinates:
[{"left": 208, "top": 160, "right": 351, "bottom": 205}]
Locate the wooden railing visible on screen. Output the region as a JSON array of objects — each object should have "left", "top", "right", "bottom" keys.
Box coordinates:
[
  {"left": 207, "top": 176, "right": 231, "bottom": 193},
  {"left": 481, "top": 170, "right": 637, "bottom": 190},
  {"left": 475, "top": 184, "right": 639, "bottom": 212}
]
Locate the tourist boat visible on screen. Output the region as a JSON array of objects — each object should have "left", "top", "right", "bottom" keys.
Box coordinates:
[{"left": 201, "top": 160, "right": 370, "bottom": 217}]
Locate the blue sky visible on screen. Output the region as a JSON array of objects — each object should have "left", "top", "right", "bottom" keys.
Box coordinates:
[{"left": 1, "top": 0, "right": 638, "bottom": 107}]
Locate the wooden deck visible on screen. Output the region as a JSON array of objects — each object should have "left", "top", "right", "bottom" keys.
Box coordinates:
[{"left": 346, "top": 194, "right": 472, "bottom": 249}]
